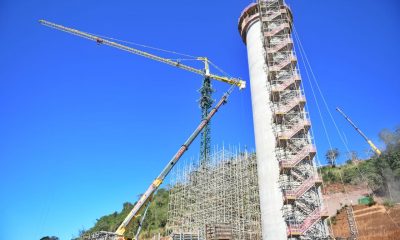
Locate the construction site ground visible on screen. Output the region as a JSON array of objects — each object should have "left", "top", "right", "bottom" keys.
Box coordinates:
[
  {"left": 323, "top": 183, "right": 372, "bottom": 216},
  {"left": 330, "top": 203, "right": 400, "bottom": 240}
]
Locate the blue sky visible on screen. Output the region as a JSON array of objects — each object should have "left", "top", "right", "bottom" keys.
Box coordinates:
[{"left": 0, "top": 0, "right": 399, "bottom": 239}]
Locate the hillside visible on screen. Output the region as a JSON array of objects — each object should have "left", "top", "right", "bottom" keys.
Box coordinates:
[
  {"left": 321, "top": 132, "right": 400, "bottom": 203},
  {"left": 75, "top": 189, "right": 169, "bottom": 239},
  {"left": 324, "top": 127, "right": 400, "bottom": 239}
]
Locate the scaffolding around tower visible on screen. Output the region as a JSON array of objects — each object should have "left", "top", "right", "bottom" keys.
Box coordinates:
[{"left": 167, "top": 146, "right": 262, "bottom": 240}]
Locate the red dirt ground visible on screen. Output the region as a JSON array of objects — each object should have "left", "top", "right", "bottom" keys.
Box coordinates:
[{"left": 330, "top": 204, "right": 400, "bottom": 240}]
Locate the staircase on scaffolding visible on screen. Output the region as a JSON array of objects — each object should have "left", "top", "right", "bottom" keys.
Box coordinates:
[{"left": 256, "top": 0, "right": 329, "bottom": 238}]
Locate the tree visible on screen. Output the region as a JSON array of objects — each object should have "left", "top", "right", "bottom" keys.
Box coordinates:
[
  {"left": 40, "top": 237, "right": 59, "bottom": 240},
  {"left": 345, "top": 151, "right": 359, "bottom": 164},
  {"left": 325, "top": 148, "right": 340, "bottom": 167}
]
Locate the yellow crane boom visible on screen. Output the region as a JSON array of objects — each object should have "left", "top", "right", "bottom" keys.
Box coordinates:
[
  {"left": 336, "top": 107, "right": 382, "bottom": 156},
  {"left": 38, "top": 20, "right": 246, "bottom": 90}
]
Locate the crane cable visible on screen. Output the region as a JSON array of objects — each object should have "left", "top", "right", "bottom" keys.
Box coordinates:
[
  {"left": 292, "top": 25, "right": 339, "bottom": 238},
  {"left": 293, "top": 25, "right": 400, "bottom": 230},
  {"left": 208, "top": 60, "right": 232, "bottom": 78},
  {"left": 294, "top": 24, "right": 364, "bottom": 237},
  {"left": 82, "top": 30, "right": 235, "bottom": 79},
  {"left": 84, "top": 30, "right": 198, "bottom": 59},
  {"left": 134, "top": 199, "right": 152, "bottom": 240}
]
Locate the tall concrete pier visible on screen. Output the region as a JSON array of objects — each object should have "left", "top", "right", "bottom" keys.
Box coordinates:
[{"left": 239, "top": 1, "right": 329, "bottom": 239}]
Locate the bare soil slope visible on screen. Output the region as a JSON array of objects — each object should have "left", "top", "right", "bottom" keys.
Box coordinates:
[{"left": 330, "top": 204, "right": 400, "bottom": 240}]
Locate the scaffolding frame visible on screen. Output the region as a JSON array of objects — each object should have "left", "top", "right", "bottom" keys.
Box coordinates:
[
  {"left": 167, "top": 147, "right": 262, "bottom": 240},
  {"left": 256, "top": 0, "right": 329, "bottom": 239}
]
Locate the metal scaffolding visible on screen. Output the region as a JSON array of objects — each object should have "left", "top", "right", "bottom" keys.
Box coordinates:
[
  {"left": 256, "top": 0, "right": 329, "bottom": 239},
  {"left": 167, "top": 147, "right": 262, "bottom": 240}
]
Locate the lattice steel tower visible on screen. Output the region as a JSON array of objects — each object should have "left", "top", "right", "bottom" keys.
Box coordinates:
[
  {"left": 238, "top": 1, "right": 329, "bottom": 239},
  {"left": 199, "top": 77, "right": 214, "bottom": 165}
]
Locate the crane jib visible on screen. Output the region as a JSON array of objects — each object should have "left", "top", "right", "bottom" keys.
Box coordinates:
[{"left": 39, "top": 19, "right": 246, "bottom": 89}]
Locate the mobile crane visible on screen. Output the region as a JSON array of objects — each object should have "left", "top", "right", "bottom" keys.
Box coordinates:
[
  {"left": 39, "top": 20, "right": 245, "bottom": 239},
  {"left": 86, "top": 86, "right": 235, "bottom": 240},
  {"left": 336, "top": 107, "right": 382, "bottom": 156},
  {"left": 39, "top": 20, "right": 246, "bottom": 165}
]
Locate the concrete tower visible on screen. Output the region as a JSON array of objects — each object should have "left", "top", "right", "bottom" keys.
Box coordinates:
[{"left": 238, "top": 1, "right": 329, "bottom": 239}]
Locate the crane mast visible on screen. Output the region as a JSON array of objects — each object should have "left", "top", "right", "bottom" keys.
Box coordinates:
[
  {"left": 336, "top": 107, "right": 382, "bottom": 156},
  {"left": 199, "top": 76, "right": 213, "bottom": 164}
]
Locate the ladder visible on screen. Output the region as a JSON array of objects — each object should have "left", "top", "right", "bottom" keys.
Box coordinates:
[{"left": 346, "top": 205, "right": 359, "bottom": 239}]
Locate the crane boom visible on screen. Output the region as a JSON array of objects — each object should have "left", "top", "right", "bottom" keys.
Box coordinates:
[
  {"left": 113, "top": 87, "right": 234, "bottom": 236},
  {"left": 38, "top": 20, "right": 246, "bottom": 89},
  {"left": 336, "top": 107, "right": 382, "bottom": 156}
]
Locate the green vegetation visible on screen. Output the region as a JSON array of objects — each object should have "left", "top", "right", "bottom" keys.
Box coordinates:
[
  {"left": 327, "top": 216, "right": 336, "bottom": 226},
  {"left": 76, "top": 189, "right": 169, "bottom": 239},
  {"left": 320, "top": 157, "right": 383, "bottom": 188},
  {"left": 383, "top": 198, "right": 396, "bottom": 208},
  {"left": 321, "top": 127, "right": 400, "bottom": 197},
  {"left": 40, "top": 237, "right": 59, "bottom": 240}
]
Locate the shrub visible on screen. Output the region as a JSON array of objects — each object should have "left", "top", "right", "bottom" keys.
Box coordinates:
[{"left": 383, "top": 199, "right": 395, "bottom": 208}]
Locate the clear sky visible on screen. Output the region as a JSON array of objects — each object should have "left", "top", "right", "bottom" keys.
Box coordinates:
[{"left": 0, "top": 0, "right": 399, "bottom": 239}]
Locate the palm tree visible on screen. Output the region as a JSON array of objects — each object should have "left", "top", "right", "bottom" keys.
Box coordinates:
[{"left": 325, "top": 148, "right": 340, "bottom": 167}]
